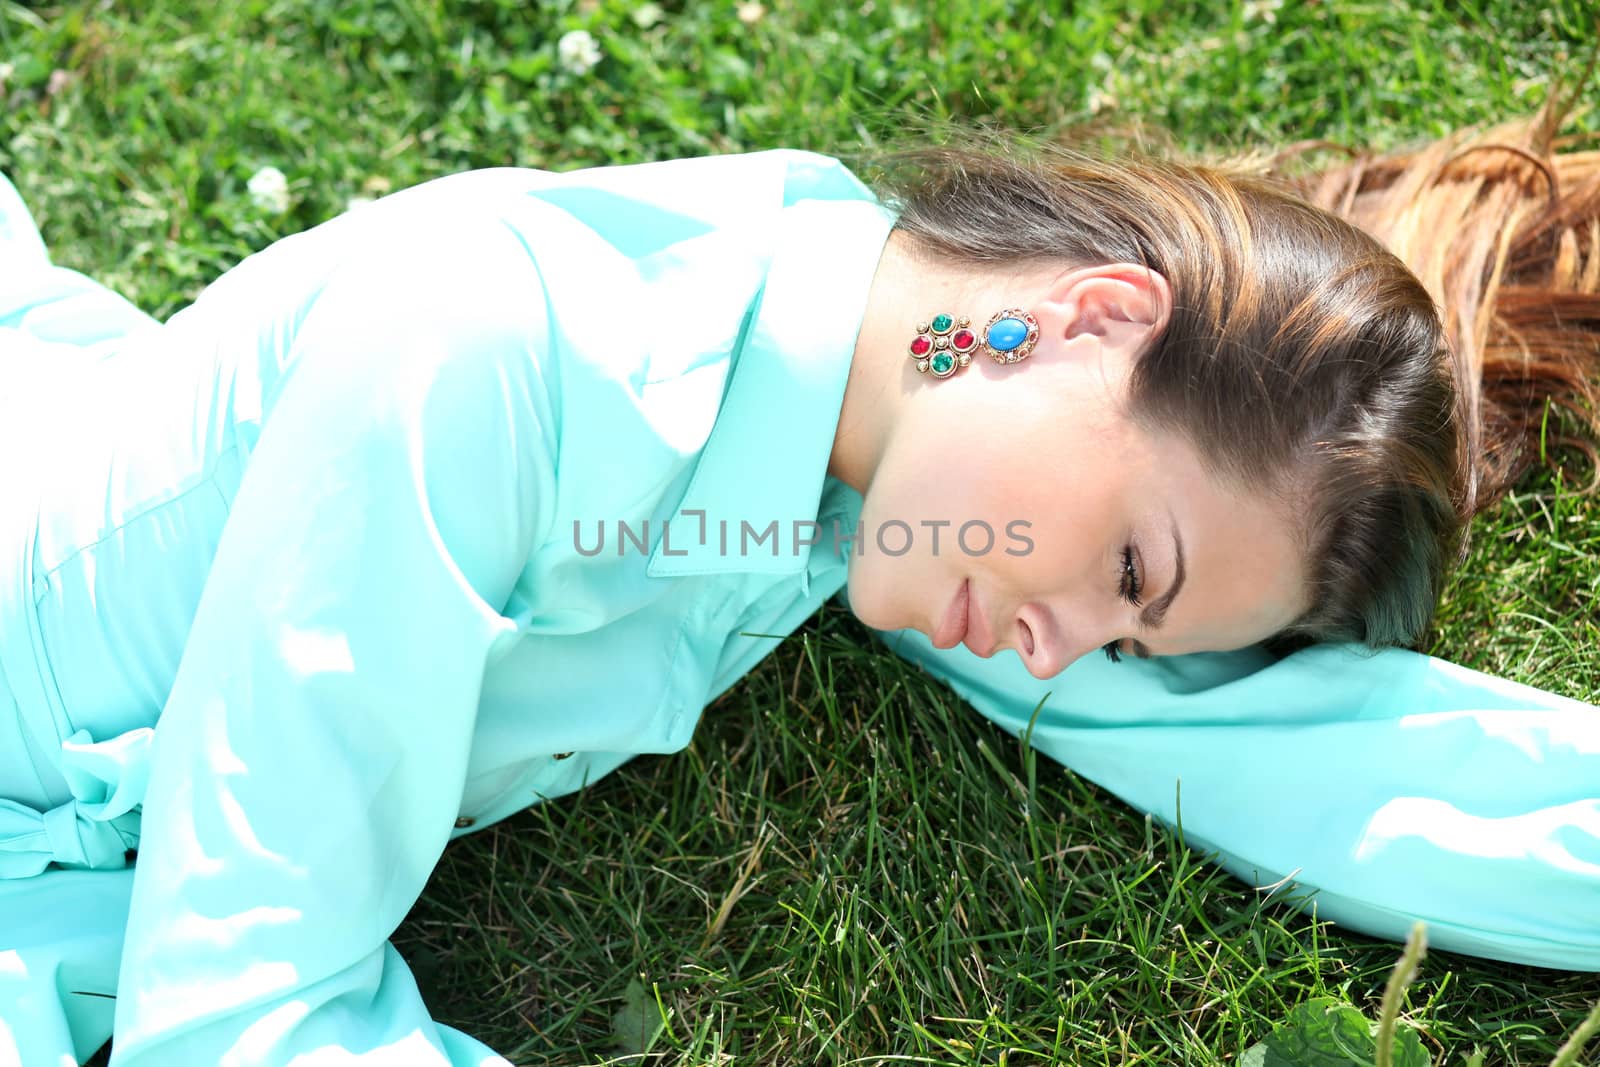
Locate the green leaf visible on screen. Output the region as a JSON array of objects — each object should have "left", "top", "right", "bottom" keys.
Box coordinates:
[
  {"left": 1389, "top": 1026, "right": 1431, "bottom": 1067},
  {"left": 609, "top": 976, "right": 664, "bottom": 1056},
  {"left": 1265, "top": 998, "right": 1378, "bottom": 1066}
]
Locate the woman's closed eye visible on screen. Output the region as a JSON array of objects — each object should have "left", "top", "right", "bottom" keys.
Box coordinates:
[
  {"left": 1118, "top": 543, "right": 1143, "bottom": 605},
  {"left": 1102, "top": 543, "right": 1142, "bottom": 663}
]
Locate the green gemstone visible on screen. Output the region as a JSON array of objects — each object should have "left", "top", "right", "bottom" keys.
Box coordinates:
[
  {"left": 930, "top": 352, "right": 956, "bottom": 376},
  {"left": 931, "top": 313, "right": 954, "bottom": 333}
]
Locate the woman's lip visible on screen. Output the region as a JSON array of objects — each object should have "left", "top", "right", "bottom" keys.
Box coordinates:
[
  {"left": 933, "top": 578, "right": 970, "bottom": 649},
  {"left": 963, "top": 587, "right": 997, "bottom": 656}
]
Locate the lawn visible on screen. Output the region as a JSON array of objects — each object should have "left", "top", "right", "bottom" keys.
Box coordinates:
[{"left": 3, "top": 0, "right": 1598, "bottom": 1063}]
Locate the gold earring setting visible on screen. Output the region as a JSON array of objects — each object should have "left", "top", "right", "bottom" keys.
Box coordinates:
[{"left": 909, "top": 308, "right": 1040, "bottom": 378}]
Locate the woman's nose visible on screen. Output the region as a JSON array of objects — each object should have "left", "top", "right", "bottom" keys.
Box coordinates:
[{"left": 1013, "top": 602, "right": 1084, "bottom": 679}]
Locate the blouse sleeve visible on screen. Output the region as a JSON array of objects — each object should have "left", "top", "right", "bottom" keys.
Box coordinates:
[
  {"left": 881, "top": 631, "right": 1600, "bottom": 971},
  {"left": 109, "top": 208, "right": 558, "bottom": 1064}
]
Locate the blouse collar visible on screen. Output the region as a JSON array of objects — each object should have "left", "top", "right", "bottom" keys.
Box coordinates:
[{"left": 647, "top": 196, "right": 896, "bottom": 578}]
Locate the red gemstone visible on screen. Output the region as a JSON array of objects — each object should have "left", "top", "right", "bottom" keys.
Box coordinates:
[
  {"left": 910, "top": 335, "right": 933, "bottom": 356},
  {"left": 952, "top": 329, "right": 975, "bottom": 350}
]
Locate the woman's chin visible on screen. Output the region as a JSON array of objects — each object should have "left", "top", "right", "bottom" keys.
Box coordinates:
[{"left": 839, "top": 580, "right": 898, "bottom": 634}]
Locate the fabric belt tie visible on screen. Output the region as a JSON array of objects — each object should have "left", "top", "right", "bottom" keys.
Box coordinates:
[{"left": 0, "top": 726, "right": 150, "bottom": 878}]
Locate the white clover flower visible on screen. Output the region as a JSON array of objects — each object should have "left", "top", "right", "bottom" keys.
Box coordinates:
[
  {"left": 736, "top": 1, "right": 765, "bottom": 24},
  {"left": 557, "top": 29, "right": 603, "bottom": 75},
  {"left": 631, "top": 3, "right": 664, "bottom": 28},
  {"left": 246, "top": 165, "right": 290, "bottom": 215},
  {"left": 1087, "top": 84, "right": 1117, "bottom": 115},
  {"left": 1242, "top": 0, "right": 1283, "bottom": 23}
]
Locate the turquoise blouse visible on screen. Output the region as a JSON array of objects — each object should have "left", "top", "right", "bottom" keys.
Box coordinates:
[{"left": 0, "top": 153, "right": 1594, "bottom": 1067}]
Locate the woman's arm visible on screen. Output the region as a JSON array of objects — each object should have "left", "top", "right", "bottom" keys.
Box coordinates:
[
  {"left": 110, "top": 206, "right": 558, "bottom": 1064},
  {"left": 879, "top": 627, "right": 1600, "bottom": 971}
]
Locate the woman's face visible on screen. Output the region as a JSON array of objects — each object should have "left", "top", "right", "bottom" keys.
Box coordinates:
[{"left": 841, "top": 270, "right": 1309, "bottom": 679}]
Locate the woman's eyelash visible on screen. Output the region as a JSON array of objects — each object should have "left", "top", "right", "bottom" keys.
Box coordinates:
[
  {"left": 1119, "top": 544, "right": 1143, "bottom": 606},
  {"left": 1103, "top": 545, "right": 1142, "bottom": 664}
]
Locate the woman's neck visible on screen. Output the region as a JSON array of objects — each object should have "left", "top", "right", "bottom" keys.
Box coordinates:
[
  {"left": 831, "top": 230, "right": 948, "bottom": 494},
  {"left": 829, "top": 230, "right": 1041, "bottom": 496}
]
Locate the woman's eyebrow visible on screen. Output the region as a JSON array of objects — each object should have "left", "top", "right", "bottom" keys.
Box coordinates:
[{"left": 1140, "top": 517, "right": 1185, "bottom": 630}]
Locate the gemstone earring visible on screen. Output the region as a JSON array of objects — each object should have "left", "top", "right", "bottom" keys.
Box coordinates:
[{"left": 909, "top": 308, "right": 1041, "bottom": 378}]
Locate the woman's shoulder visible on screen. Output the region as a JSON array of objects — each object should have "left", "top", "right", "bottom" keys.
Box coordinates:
[
  {"left": 389, "top": 149, "right": 875, "bottom": 231},
  {"left": 204, "top": 149, "right": 872, "bottom": 291}
]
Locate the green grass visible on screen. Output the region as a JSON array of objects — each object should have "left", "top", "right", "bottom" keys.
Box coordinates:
[{"left": 4, "top": 0, "right": 1598, "bottom": 1063}]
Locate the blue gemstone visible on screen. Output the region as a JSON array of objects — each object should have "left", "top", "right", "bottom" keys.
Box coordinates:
[{"left": 987, "top": 317, "right": 1028, "bottom": 352}]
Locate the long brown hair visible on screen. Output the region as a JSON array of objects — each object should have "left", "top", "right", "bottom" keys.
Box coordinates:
[
  {"left": 852, "top": 86, "right": 1599, "bottom": 650},
  {"left": 1289, "top": 90, "right": 1600, "bottom": 509}
]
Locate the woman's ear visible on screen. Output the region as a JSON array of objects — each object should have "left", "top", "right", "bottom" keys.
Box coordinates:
[{"left": 1033, "top": 263, "right": 1172, "bottom": 354}]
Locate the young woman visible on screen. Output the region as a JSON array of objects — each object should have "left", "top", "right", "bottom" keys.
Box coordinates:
[{"left": 1, "top": 101, "right": 1596, "bottom": 1064}]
